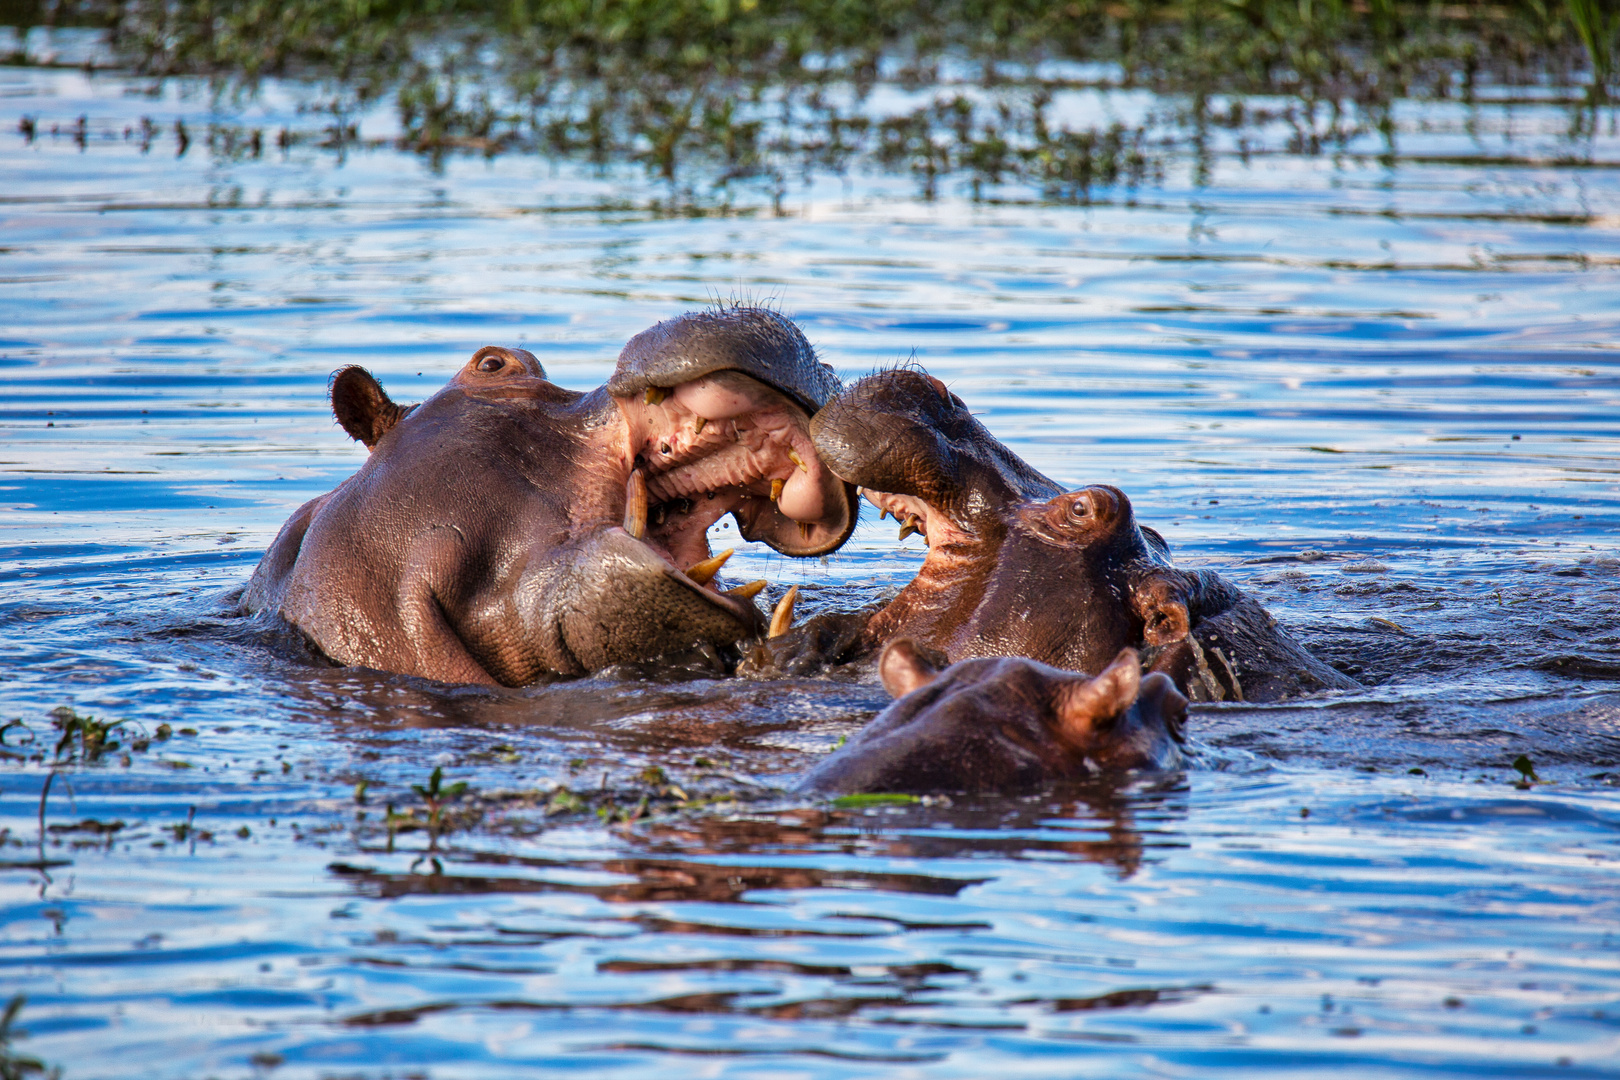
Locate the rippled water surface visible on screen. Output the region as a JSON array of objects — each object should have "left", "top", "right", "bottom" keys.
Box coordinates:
[{"left": 3, "top": 47, "right": 1620, "bottom": 1078}]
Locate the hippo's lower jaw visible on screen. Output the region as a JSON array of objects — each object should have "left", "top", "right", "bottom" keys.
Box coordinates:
[
  {"left": 518, "top": 364, "right": 865, "bottom": 674},
  {"left": 534, "top": 528, "right": 767, "bottom": 673}
]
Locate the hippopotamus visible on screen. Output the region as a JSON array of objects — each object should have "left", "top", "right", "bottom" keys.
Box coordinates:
[
  {"left": 798, "top": 641, "right": 1188, "bottom": 794},
  {"left": 241, "top": 306, "right": 859, "bottom": 685},
  {"left": 779, "top": 367, "right": 1358, "bottom": 702}
]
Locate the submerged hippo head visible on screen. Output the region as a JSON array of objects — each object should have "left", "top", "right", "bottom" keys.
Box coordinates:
[
  {"left": 808, "top": 367, "right": 1359, "bottom": 701},
  {"left": 243, "top": 307, "right": 859, "bottom": 685},
  {"left": 798, "top": 642, "right": 1188, "bottom": 795}
]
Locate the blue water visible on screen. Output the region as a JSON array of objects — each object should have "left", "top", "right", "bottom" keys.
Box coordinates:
[{"left": 2, "top": 40, "right": 1619, "bottom": 1078}]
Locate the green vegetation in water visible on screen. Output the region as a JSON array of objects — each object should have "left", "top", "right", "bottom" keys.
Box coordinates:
[
  {"left": 47, "top": 707, "right": 128, "bottom": 764},
  {"left": 1512, "top": 752, "right": 1541, "bottom": 787},
  {"left": 410, "top": 765, "right": 470, "bottom": 838},
  {"left": 0, "top": 994, "right": 58, "bottom": 1080},
  {"left": 831, "top": 792, "right": 922, "bottom": 808},
  {"left": 8, "top": 1, "right": 1619, "bottom": 193}
]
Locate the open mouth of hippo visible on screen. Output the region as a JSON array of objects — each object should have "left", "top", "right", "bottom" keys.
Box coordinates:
[
  {"left": 605, "top": 309, "right": 860, "bottom": 626},
  {"left": 858, "top": 487, "right": 969, "bottom": 549},
  {"left": 618, "top": 370, "right": 851, "bottom": 570},
  {"left": 808, "top": 367, "right": 1053, "bottom": 555}
]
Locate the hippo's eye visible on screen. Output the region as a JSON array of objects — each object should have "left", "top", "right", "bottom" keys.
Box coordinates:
[
  {"left": 1067, "top": 498, "right": 1091, "bottom": 522},
  {"left": 477, "top": 355, "right": 505, "bottom": 373}
]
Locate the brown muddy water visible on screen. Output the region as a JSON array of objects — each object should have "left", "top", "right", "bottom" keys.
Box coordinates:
[{"left": 2, "top": 30, "right": 1620, "bottom": 1079}]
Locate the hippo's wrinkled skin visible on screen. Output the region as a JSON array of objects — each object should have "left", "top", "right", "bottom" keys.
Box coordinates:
[
  {"left": 798, "top": 641, "right": 1187, "bottom": 794},
  {"left": 242, "top": 307, "right": 859, "bottom": 685},
  {"left": 793, "top": 367, "right": 1358, "bottom": 702}
]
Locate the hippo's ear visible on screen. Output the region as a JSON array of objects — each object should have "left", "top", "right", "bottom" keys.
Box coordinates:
[
  {"left": 1054, "top": 648, "right": 1141, "bottom": 743},
  {"left": 330, "top": 366, "right": 413, "bottom": 450},
  {"left": 879, "top": 639, "right": 945, "bottom": 699},
  {"left": 1131, "top": 572, "right": 1192, "bottom": 647}
]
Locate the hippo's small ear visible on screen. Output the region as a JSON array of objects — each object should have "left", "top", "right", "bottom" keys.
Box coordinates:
[
  {"left": 879, "top": 638, "right": 945, "bottom": 699},
  {"left": 330, "top": 366, "right": 413, "bottom": 450},
  {"left": 1132, "top": 573, "right": 1192, "bottom": 647},
  {"left": 1054, "top": 648, "right": 1141, "bottom": 743}
]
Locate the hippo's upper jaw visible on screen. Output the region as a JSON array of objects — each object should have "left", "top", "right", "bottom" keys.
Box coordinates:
[
  {"left": 244, "top": 307, "right": 862, "bottom": 685},
  {"left": 798, "top": 642, "right": 1188, "bottom": 796}
]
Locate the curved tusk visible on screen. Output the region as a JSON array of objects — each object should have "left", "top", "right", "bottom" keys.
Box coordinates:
[
  {"left": 624, "top": 469, "right": 648, "bottom": 540},
  {"left": 768, "top": 584, "right": 800, "bottom": 638},
  {"left": 684, "top": 548, "right": 734, "bottom": 586},
  {"left": 726, "top": 579, "right": 768, "bottom": 601}
]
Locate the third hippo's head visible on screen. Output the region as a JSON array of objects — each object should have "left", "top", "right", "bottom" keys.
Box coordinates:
[
  {"left": 797, "top": 642, "right": 1188, "bottom": 795},
  {"left": 811, "top": 367, "right": 1203, "bottom": 673}
]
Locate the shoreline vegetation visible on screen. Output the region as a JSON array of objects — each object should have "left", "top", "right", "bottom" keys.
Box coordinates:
[{"left": 4, "top": 1, "right": 1619, "bottom": 195}]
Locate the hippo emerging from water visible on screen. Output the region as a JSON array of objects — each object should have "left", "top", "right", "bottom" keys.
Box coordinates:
[
  {"left": 772, "top": 367, "right": 1357, "bottom": 702},
  {"left": 243, "top": 306, "right": 859, "bottom": 685},
  {"left": 799, "top": 641, "right": 1187, "bottom": 794}
]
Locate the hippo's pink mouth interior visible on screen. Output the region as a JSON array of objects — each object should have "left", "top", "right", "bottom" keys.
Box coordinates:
[
  {"left": 860, "top": 488, "right": 975, "bottom": 550},
  {"left": 614, "top": 370, "right": 852, "bottom": 596}
]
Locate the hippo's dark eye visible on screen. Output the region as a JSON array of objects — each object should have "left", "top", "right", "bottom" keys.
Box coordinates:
[
  {"left": 477, "top": 355, "right": 505, "bottom": 373},
  {"left": 1068, "top": 499, "right": 1090, "bottom": 522}
]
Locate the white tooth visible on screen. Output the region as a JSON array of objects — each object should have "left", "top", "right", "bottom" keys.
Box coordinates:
[{"left": 624, "top": 469, "right": 648, "bottom": 540}]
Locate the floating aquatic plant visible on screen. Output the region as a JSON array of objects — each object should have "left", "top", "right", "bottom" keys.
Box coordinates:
[{"left": 8, "top": 1, "right": 1614, "bottom": 194}]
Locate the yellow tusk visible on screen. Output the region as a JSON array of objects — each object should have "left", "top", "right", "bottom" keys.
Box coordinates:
[
  {"left": 768, "top": 584, "right": 800, "bottom": 638},
  {"left": 799, "top": 521, "right": 813, "bottom": 541},
  {"left": 788, "top": 449, "right": 808, "bottom": 474},
  {"left": 878, "top": 508, "right": 890, "bottom": 521},
  {"left": 770, "top": 477, "right": 785, "bottom": 503},
  {"left": 684, "top": 548, "right": 734, "bottom": 586},
  {"left": 898, "top": 514, "right": 921, "bottom": 542},
  {"left": 727, "top": 579, "right": 768, "bottom": 601},
  {"left": 644, "top": 386, "right": 667, "bottom": 405},
  {"left": 693, "top": 416, "right": 706, "bottom": 434},
  {"left": 624, "top": 469, "right": 648, "bottom": 540}
]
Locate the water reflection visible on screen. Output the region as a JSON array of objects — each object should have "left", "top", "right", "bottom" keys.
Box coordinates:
[{"left": 3, "top": 44, "right": 1620, "bottom": 1080}]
